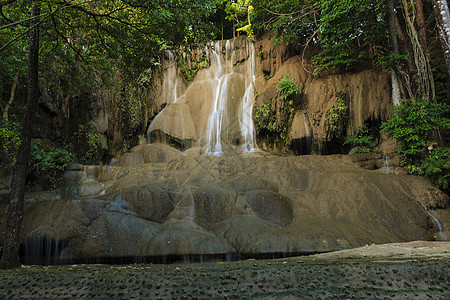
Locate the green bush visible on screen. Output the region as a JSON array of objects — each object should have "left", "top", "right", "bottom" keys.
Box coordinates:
[
  {"left": 29, "top": 139, "right": 73, "bottom": 188},
  {"left": 325, "top": 90, "right": 348, "bottom": 141},
  {"left": 0, "top": 117, "right": 21, "bottom": 161},
  {"left": 344, "top": 126, "right": 376, "bottom": 153},
  {"left": 255, "top": 74, "right": 301, "bottom": 146},
  {"left": 381, "top": 98, "right": 450, "bottom": 190},
  {"left": 277, "top": 74, "right": 301, "bottom": 101},
  {"left": 420, "top": 147, "right": 450, "bottom": 190},
  {"left": 72, "top": 124, "right": 101, "bottom": 165},
  {"left": 381, "top": 98, "right": 449, "bottom": 162}
]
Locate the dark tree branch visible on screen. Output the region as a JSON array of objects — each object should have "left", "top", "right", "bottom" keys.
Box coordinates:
[
  {"left": 0, "top": 2, "right": 71, "bottom": 51},
  {"left": 50, "top": 13, "right": 89, "bottom": 64},
  {"left": 0, "top": 0, "right": 18, "bottom": 6},
  {"left": 0, "top": 6, "right": 14, "bottom": 23}
]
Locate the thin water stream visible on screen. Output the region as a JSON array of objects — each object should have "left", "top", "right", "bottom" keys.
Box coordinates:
[{"left": 421, "top": 203, "right": 448, "bottom": 241}]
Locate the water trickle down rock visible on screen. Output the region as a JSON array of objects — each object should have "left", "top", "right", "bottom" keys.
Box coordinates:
[{"left": 147, "top": 36, "right": 258, "bottom": 155}]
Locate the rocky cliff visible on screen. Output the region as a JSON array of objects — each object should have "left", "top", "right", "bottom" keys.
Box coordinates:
[{"left": 0, "top": 144, "right": 448, "bottom": 264}]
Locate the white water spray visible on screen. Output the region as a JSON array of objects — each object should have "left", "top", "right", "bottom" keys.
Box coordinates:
[
  {"left": 147, "top": 37, "right": 258, "bottom": 155},
  {"left": 204, "top": 38, "right": 258, "bottom": 155},
  {"left": 421, "top": 203, "right": 448, "bottom": 241},
  {"left": 238, "top": 40, "right": 258, "bottom": 152}
]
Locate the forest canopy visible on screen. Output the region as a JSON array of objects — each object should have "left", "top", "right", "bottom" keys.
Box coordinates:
[
  {"left": 1, "top": 0, "right": 449, "bottom": 99},
  {"left": 0, "top": 0, "right": 449, "bottom": 268}
]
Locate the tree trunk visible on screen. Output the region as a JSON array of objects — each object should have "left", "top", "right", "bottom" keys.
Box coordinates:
[
  {"left": 388, "top": 0, "right": 402, "bottom": 105},
  {"left": 395, "top": 15, "right": 416, "bottom": 72},
  {"left": 416, "top": 0, "right": 428, "bottom": 49},
  {"left": 3, "top": 72, "right": 19, "bottom": 120},
  {"left": 0, "top": 0, "right": 40, "bottom": 269},
  {"left": 400, "top": 0, "right": 435, "bottom": 101},
  {"left": 432, "top": 0, "right": 450, "bottom": 75}
]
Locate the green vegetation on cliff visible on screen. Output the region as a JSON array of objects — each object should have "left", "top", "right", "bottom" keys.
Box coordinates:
[
  {"left": 381, "top": 98, "right": 450, "bottom": 190},
  {"left": 1, "top": 0, "right": 450, "bottom": 268},
  {"left": 255, "top": 74, "right": 301, "bottom": 146}
]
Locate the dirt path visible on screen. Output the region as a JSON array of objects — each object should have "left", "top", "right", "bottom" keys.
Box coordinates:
[{"left": 0, "top": 242, "right": 449, "bottom": 299}]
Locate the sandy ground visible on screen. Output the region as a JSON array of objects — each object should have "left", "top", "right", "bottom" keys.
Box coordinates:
[{"left": 0, "top": 241, "right": 449, "bottom": 299}]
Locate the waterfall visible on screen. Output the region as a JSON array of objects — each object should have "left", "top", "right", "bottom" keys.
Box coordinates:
[
  {"left": 238, "top": 40, "right": 258, "bottom": 152},
  {"left": 204, "top": 38, "right": 258, "bottom": 155},
  {"left": 205, "top": 40, "right": 229, "bottom": 155},
  {"left": 383, "top": 156, "right": 390, "bottom": 170},
  {"left": 421, "top": 203, "right": 448, "bottom": 241},
  {"left": 205, "top": 38, "right": 258, "bottom": 155},
  {"left": 147, "top": 37, "right": 258, "bottom": 155}
]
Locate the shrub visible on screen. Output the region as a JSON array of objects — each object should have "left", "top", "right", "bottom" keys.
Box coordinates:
[
  {"left": 381, "top": 98, "right": 449, "bottom": 163},
  {"left": 0, "top": 117, "right": 21, "bottom": 162},
  {"left": 277, "top": 74, "right": 301, "bottom": 101},
  {"left": 29, "top": 139, "right": 73, "bottom": 188},
  {"left": 325, "top": 90, "right": 348, "bottom": 141},
  {"left": 72, "top": 124, "right": 101, "bottom": 165},
  {"left": 255, "top": 74, "right": 301, "bottom": 145},
  {"left": 344, "top": 125, "right": 376, "bottom": 153},
  {"left": 420, "top": 147, "right": 450, "bottom": 190},
  {"left": 381, "top": 98, "right": 450, "bottom": 190}
]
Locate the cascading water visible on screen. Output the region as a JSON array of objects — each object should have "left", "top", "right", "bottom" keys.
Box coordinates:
[
  {"left": 204, "top": 38, "right": 258, "bottom": 155},
  {"left": 421, "top": 203, "right": 448, "bottom": 241},
  {"left": 238, "top": 39, "right": 258, "bottom": 153},
  {"left": 147, "top": 37, "right": 258, "bottom": 155},
  {"left": 205, "top": 40, "right": 230, "bottom": 155},
  {"left": 383, "top": 156, "right": 390, "bottom": 170}
]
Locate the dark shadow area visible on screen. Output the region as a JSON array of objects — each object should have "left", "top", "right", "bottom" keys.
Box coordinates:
[{"left": 19, "top": 241, "right": 321, "bottom": 265}]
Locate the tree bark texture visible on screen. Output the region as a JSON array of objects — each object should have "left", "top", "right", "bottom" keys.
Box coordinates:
[
  {"left": 3, "top": 72, "right": 19, "bottom": 120},
  {"left": 415, "top": 0, "right": 428, "bottom": 50},
  {"left": 401, "top": 0, "right": 435, "bottom": 101},
  {"left": 432, "top": 0, "right": 450, "bottom": 75},
  {"left": 0, "top": 0, "right": 40, "bottom": 269},
  {"left": 388, "top": 0, "right": 408, "bottom": 103}
]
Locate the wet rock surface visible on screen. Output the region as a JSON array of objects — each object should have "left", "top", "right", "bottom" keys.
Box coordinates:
[
  {"left": 1, "top": 144, "right": 449, "bottom": 262},
  {"left": 0, "top": 251, "right": 448, "bottom": 299}
]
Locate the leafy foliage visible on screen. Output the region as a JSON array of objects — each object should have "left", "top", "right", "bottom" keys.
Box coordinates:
[
  {"left": 0, "top": 117, "right": 21, "bottom": 161},
  {"left": 344, "top": 126, "right": 377, "bottom": 153},
  {"left": 178, "top": 52, "right": 210, "bottom": 82},
  {"left": 72, "top": 124, "right": 101, "bottom": 165},
  {"left": 381, "top": 98, "right": 450, "bottom": 189},
  {"left": 251, "top": 0, "right": 386, "bottom": 74},
  {"left": 277, "top": 74, "right": 301, "bottom": 101},
  {"left": 255, "top": 74, "right": 300, "bottom": 145},
  {"left": 420, "top": 147, "right": 450, "bottom": 190},
  {"left": 324, "top": 91, "right": 348, "bottom": 141},
  {"left": 29, "top": 139, "right": 72, "bottom": 188},
  {"left": 251, "top": 0, "right": 317, "bottom": 44},
  {"left": 381, "top": 98, "right": 449, "bottom": 162},
  {"left": 313, "top": 0, "right": 386, "bottom": 75},
  {"left": 225, "top": 0, "right": 254, "bottom": 38}
]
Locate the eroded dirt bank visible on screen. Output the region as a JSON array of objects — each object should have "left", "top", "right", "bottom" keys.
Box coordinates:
[{"left": 0, "top": 242, "right": 448, "bottom": 299}]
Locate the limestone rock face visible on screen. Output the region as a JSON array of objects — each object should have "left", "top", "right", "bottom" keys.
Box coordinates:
[
  {"left": 144, "top": 33, "right": 394, "bottom": 156},
  {"left": 253, "top": 32, "right": 392, "bottom": 154},
  {"left": 147, "top": 36, "right": 257, "bottom": 155},
  {"left": 1, "top": 143, "right": 448, "bottom": 263}
]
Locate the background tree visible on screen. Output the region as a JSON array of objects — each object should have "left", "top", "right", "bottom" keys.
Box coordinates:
[
  {"left": 432, "top": 0, "right": 450, "bottom": 75},
  {"left": 0, "top": 0, "right": 223, "bottom": 268},
  {"left": 0, "top": 0, "right": 40, "bottom": 269}
]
